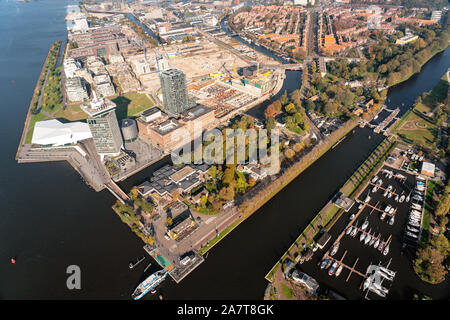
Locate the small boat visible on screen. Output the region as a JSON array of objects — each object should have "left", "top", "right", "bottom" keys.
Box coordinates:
[
  {"left": 320, "top": 258, "right": 330, "bottom": 269},
  {"left": 389, "top": 207, "right": 395, "bottom": 214},
  {"left": 407, "top": 226, "right": 419, "bottom": 233},
  {"left": 363, "top": 277, "right": 372, "bottom": 290},
  {"left": 394, "top": 195, "right": 399, "bottom": 201},
  {"left": 364, "top": 195, "right": 371, "bottom": 203},
  {"left": 349, "top": 213, "right": 355, "bottom": 220},
  {"left": 371, "top": 176, "right": 378, "bottom": 183},
  {"left": 358, "top": 203, "right": 364, "bottom": 209},
  {"left": 379, "top": 266, "right": 396, "bottom": 280},
  {"left": 409, "top": 221, "right": 420, "bottom": 228},
  {"left": 335, "top": 264, "right": 343, "bottom": 277},
  {"left": 360, "top": 232, "right": 366, "bottom": 242},
  {"left": 346, "top": 226, "right": 353, "bottom": 235},
  {"left": 406, "top": 231, "right": 418, "bottom": 239},
  {"left": 406, "top": 193, "right": 411, "bottom": 202},
  {"left": 383, "top": 190, "right": 389, "bottom": 197},
  {"left": 373, "top": 238, "right": 380, "bottom": 249},
  {"left": 399, "top": 195, "right": 405, "bottom": 203},
  {"left": 378, "top": 241, "right": 384, "bottom": 251},
  {"left": 387, "top": 192, "right": 393, "bottom": 198},
  {"left": 388, "top": 215, "right": 395, "bottom": 225},
  {"left": 369, "top": 235, "right": 376, "bottom": 246},
  {"left": 384, "top": 205, "right": 391, "bottom": 213},
  {"left": 383, "top": 242, "right": 390, "bottom": 256},
  {"left": 330, "top": 242, "right": 340, "bottom": 256},
  {"left": 350, "top": 227, "right": 357, "bottom": 237},
  {"left": 372, "top": 186, "right": 378, "bottom": 193},
  {"left": 361, "top": 220, "right": 369, "bottom": 230},
  {"left": 381, "top": 211, "right": 386, "bottom": 220},
  {"left": 328, "top": 262, "right": 338, "bottom": 276},
  {"left": 377, "top": 179, "right": 383, "bottom": 186},
  {"left": 364, "top": 233, "right": 372, "bottom": 245},
  {"left": 326, "top": 259, "right": 333, "bottom": 269}
]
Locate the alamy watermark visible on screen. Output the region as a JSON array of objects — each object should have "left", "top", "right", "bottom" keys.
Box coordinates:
[{"left": 66, "top": 265, "right": 81, "bottom": 290}]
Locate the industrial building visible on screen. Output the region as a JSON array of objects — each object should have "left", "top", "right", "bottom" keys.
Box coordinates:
[{"left": 137, "top": 105, "right": 215, "bottom": 152}]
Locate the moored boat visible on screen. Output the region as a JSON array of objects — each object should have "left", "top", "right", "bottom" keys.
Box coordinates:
[{"left": 132, "top": 270, "right": 168, "bottom": 300}]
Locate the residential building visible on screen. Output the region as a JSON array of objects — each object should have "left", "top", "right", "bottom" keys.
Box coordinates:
[
  {"left": 93, "top": 74, "right": 115, "bottom": 97},
  {"left": 63, "top": 58, "right": 82, "bottom": 78},
  {"left": 66, "top": 76, "right": 89, "bottom": 102},
  {"left": 159, "top": 68, "right": 190, "bottom": 116}
]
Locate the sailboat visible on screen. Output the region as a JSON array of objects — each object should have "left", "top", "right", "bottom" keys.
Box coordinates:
[
  {"left": 383, "top": 241, "right": 390, "bottom": 256},
  {"left": 330, "top": 242, "right": 340, "bottom": 256},
  {"left": 373, "top": 237, "right": 380, "bottom": 249},
  {"left": 335, "top": 264, "right": 343, "bottom": 277},
  {"left": 405, "top": 192, "right": 411, "bottom": 202},
  {"left": 364, "top": 230, "right": 372, "bottom": 245},
  {"left": 360, "top": 232, "right": 366, "bottom": 242},
  {"left": 361, "top": 220, "right": 369, "bottom": 230},
  {"left": 388, "top": 215, "right": 395, "bottom": 225}
]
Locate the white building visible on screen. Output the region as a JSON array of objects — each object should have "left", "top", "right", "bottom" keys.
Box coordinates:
[
  {"left": 63, "top": 58, "right": 82, "bottom": 78},
  {"left": 93, "top": 74, "right": 115, "bottom": 97},
  {"left": 131, "top": 58, "right": 152, "bottom": 75},
  {"left": 66, "top": 77, "right": 89, "bottom": 102},
  {"left": 32, "top": 119, "right": 92, "bottom": 146}
]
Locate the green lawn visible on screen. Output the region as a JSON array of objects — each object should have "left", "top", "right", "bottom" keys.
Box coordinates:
[
  {"left": 395, "top": 110, "right": 437, "bottom": 148},
  {"left": 53, "top": 104, "right": 87, "bottom": 121},
  {"left": 25, "top": 113, "right": 51, "bottom": 144},
  {"left": 280, "top": 282, "right": 294, "bottom": 299},
  {"left": 112, "top": 92, "right": 155, "bottom": 120}
]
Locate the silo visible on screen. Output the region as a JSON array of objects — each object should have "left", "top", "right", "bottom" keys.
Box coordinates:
[{"left": 120, "top": 118, "right": 138, "bottom": 143}]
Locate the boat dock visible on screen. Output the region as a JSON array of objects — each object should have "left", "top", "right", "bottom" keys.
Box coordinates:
[{"left": 143, "top": 244, "right": 204, "bottom": 284}]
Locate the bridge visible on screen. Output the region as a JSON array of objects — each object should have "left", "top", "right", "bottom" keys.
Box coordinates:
[{"left": 260, "top": 63, "right": 303, "bottom": 70}]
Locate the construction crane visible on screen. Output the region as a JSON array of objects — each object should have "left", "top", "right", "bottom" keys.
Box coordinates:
[{"left": 257, "top": 57, "right": 264, "bottom": 76}]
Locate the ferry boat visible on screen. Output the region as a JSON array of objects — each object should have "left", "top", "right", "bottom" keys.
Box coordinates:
[{"left": 132, "top": 270, "right": 168, "bottom": 300}]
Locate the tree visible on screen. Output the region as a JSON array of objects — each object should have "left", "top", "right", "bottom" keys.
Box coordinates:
[
  {"left": 285, "top": 103, "right": 296, "bottom": 114},
  {"left": 166, "top": 217, "right": 173, "bottom": 227},
  {"left": 219, "top": 185, "right": 235, "bottom": 201},
  {"left": 280, "top": 90, "right": 289, "bottom": 105},
  {"left": 284, "top": 148, "right": 295, "bottom": 159},
  {"left": 266, "top": 116, "right": 276, "bottom": 132},
  {"left": 311, "top": 61, "right": 317, "bottom": 73}
]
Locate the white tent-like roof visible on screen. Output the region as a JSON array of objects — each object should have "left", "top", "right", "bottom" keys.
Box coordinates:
[{"left": 32, "top": 119, "right": 92, "bottom": 146}]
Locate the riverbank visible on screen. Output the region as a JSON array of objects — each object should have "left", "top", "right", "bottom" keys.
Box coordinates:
[
  {"left": 15, "top": 40, "right": 61, "bottom": 159},
  {"left": 387, "top": 44, "right": 450, "bottom": 89}
]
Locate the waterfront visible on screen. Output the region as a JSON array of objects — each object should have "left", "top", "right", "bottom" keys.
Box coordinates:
[{"left": 0, "top": 0, "right": 449, "bottom": 299}]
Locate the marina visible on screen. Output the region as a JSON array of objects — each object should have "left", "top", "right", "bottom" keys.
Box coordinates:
[{"left": 291, "top": 155, "right": 434, "bottom": 299}]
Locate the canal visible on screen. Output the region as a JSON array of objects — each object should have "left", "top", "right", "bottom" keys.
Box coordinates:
[{"left": 0, "top": 0, "right": 448, "bottom": 299}]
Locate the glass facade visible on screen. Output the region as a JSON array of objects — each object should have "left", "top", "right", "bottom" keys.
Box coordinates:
[{"left": 159, "top": 68, "right": 189, "bottom": 116}]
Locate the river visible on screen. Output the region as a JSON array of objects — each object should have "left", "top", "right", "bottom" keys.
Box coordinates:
[{"left": 0, "top": 0, "right": 448, "bottom": 299}]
